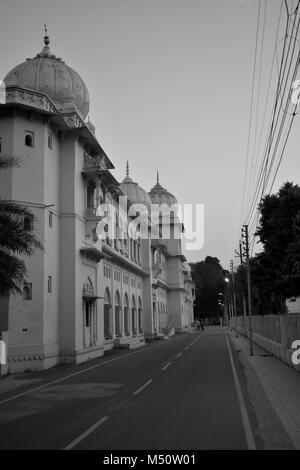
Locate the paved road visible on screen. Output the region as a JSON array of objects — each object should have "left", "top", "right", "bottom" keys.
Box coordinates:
[{"left": 0, "top": 327, "right": 255, "bottom": 450}]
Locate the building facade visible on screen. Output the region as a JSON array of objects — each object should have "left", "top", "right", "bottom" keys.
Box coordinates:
[{"left": 0, "top": 34, "right": 194, "bottom": 373}]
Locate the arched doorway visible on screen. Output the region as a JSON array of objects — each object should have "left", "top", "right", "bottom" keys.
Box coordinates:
[
  {"left": 153, "top": 301, "right": 157, "bottom": 333},
  {"left": 115, "top": 290, "right": 121, "bottom": 337},
  {"left": 82, "top": 277, "right": 97, "bottom": 347},
  {"left": 124, "top": 293, "right": 130, "bottom": 336},
  {"left": 158, "top": 303, "right": 161, "bottom": 333},
  {"left": 138, "top": 297, "right": 143, "bottom": 334},
  {"left": 131, "top": 295, "right": 136, "bottom": 335},
  {"left": 104, "top": 287, "right": 112, "bottom": 339}
]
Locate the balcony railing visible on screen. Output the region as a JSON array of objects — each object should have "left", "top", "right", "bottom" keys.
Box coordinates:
[
  {"left": 83, "top": 154, "right": 106, "bottom": 172},
  {"left": 85, "top": 207, "right": 97, "bottom": 217}
]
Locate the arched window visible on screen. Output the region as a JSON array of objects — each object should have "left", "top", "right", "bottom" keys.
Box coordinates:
[
  {"left": 138, "top": 297, "right": 143, "bottom": 334},
  {"left": 124, "top": 293, "right": 130, "bottom": 336},
  {"left": 25, "top": 132, "right": 34, "bottom": 147},
  {"left": 104, "top": 287, "right": 112, "bottom": 339},
  {"left": 22, "top": 282, "right": 32, "bottom": 300},
  {"left": 115, "top": 290, "right": 121, "bottom": 337},
  {"left": 131, "top": 295, "right": 136, "bottom": 335}
]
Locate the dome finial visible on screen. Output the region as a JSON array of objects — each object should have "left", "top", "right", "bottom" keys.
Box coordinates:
[
  {"left": 156, "top": 167, "right": 160, "bottom": 185},
  {"left": 44, "top": 24, "right": 50, "bottom": 46},
  {"left": 126, "top": 160, "right": 130, "bottom": 177}
]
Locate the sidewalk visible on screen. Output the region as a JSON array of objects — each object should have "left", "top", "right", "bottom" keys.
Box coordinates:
[{"left": 229, "top": 329, "right": 300, "bottom": 450}]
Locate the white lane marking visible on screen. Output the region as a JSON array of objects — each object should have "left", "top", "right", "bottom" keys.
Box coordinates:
[
  {"left": 176, "top": 353, "right": 182, "bottom": 358},
  {"left": 63, "top": 416, "right": 109, "bottom": 450},
  {"left": 162, "top": 362, "right": 172, "bottom": 371},
  {"left": 133, "top": 379, "right": 153, "bottom": 396},
  {"left": 185, "top": 346, "right": 190, "bottom": 351},
  {"left": 0, "top": 335, "right": 192, "bottom": 406},
  {"left": 224, "top": 331, "right": 256, "bottom": 450},
  {"left": 0, "top": 350, "right": 143, "bottom": 406}
]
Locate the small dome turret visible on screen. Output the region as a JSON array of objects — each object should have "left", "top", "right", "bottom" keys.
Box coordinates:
[
  {"left": 4, "top": 28, "right": 90, "bottom": 119},
  {"left": 148, "top": 171, "right": 178, "bottom": 207},
  {"left": 120, "top": 162, "right": 152, "bottom": 208}
]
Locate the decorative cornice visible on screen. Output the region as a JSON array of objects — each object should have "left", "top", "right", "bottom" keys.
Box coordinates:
[
  {"left": 4, "top": 86, "right": 58, "bottom": 114},
  {"left": 80, "top": 246, "right": 103, "bottom": 263}
]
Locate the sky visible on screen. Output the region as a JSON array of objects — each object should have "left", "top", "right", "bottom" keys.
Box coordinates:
[{"left": 0, "top": 0, "right": 299, "bottom": 269}]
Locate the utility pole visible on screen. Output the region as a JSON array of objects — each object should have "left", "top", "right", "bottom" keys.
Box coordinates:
[
  {"left": 230, "top": 260, "right": 238, "bottom": 337},
  {"left": 235, "top": 242, "right": 248, "bottom": 336},
  {"left": 242, "top": 224, "right": 253, "bottom": 356}
]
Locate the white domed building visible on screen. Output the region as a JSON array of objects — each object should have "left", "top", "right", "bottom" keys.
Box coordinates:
[
  {"left": 4, "top": 33, "right": 90, "bottom": 119},
  {"left": 0, "top": 33, "right": 194, "bottom": 374},
  {"left": 148, "top": 173, "right": 194, "bottom": 334}
]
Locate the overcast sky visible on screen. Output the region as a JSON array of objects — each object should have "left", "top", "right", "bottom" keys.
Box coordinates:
[{"left": 1, "top": 0, "right": 299, "bottom": 268}]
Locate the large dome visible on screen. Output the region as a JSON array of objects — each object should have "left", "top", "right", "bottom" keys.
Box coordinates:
[
  {"left": 148, "top": 173, "right": 178, "bottom": 207},
  {"left": 120, "top": 162, "right": 152, "bottom": 209},
  {"left": 4, "top": 33, "right": 90, "bottom": 119}
]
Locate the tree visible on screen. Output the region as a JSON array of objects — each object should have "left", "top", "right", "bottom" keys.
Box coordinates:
[
  {"left": 0, "top": 155, "right": 43, "bottom": 296},
  {"left": 191, "top": 256, "right": 228, "bottom": 320},
  {"left": 250, "top": 182, "right": 300, "bottom": 315}
]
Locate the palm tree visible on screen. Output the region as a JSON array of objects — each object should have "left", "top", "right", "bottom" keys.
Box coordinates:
[{"left": 0, "top": 155, "right": 43, "bottom": 296}]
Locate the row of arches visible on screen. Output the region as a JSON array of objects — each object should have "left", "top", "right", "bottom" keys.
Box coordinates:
[{"left": 104, "top": 288, "right": 143, "bottom": 339}]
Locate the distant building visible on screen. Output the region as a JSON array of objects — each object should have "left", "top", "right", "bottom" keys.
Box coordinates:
[{"left": 0, "top": 33, "right": 194, "bottom": 373}]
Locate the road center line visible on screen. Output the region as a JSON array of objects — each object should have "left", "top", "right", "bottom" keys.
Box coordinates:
[
  {"left": 161, "top": 362, "right": 172, "bottom": 371},
  {"left": 0, "top": 351, "right": 143, "bottom": 406},
  {"left": 63, "top": 416, "right": 109, "bottom": 450},
  {"left": 224, "top": 331, "right": 256, "bottom": 450},
  {"left": 0, "top": 335, "right": 184, "bottom": 406},
  {"left": 133, "top": 379, "right": 153, "bottom": 396},
  {"left": 175, "top": 353, "right": 182, "bottom": 358},
  {"left": 185, "top": 346, "right": 190, "bottom": 351}
]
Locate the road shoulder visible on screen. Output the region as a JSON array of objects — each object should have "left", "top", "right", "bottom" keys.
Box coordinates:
[{"left": 228, "top": 329, "right": 297, "bottom": 450}]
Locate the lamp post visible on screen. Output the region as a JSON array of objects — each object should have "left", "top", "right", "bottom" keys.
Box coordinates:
[{"left": 224, "top": 277, "right": 231, "bottom": 327}]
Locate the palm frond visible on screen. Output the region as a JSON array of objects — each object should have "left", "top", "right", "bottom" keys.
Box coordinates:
[
  {"left": 0, "top": 249, "right": 26, "bottom": 296},
  {"left": 0, "top": 155, "right": 23, "bottom": 170},
  {"left": 0, "top": 200, "right": 34, "bottom": 217}
]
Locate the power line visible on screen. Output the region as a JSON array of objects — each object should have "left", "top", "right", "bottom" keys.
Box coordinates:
[
  {"left": 245, "top": 0, "right": 284, "bottom": 228},
  {"left": 239, "top": 0, "right": 262, "bottom": 232},
  {"left": 247, "top": 0, "right": 269, "bottom": 202},
  {"left": 244, "top": 2, "right": 300, "bottom": 230},
  {"left": 242, "top": 1, "right": 290, "bottom": 228},
  {"left": 237, "top": 0, "right": 300, "bottom": 261}
]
